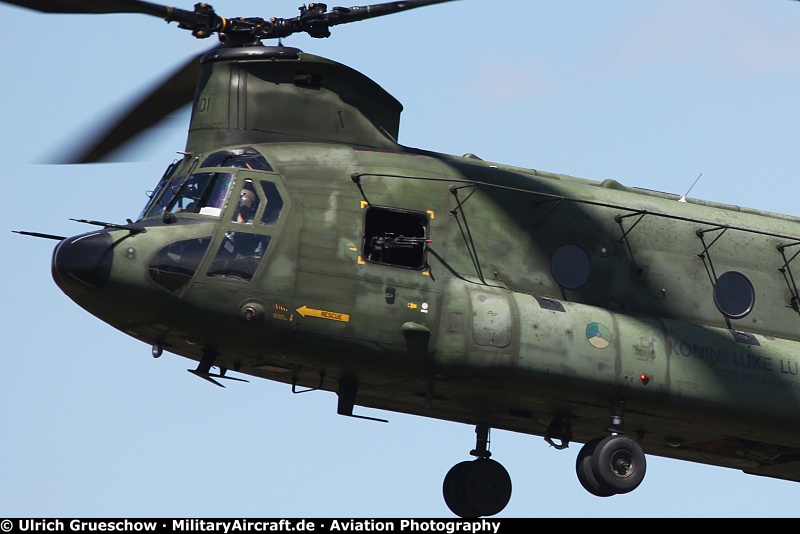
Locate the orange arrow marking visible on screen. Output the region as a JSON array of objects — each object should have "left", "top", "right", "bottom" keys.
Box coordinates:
[{"left": 296, "top": 305, "right": 351, "bottom": 323}]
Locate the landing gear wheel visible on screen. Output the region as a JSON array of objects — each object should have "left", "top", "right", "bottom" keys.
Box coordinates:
[
  {"left": 443, "top": 461, "right": 477, "bottom": 518},
  {"left": 590, "top": 434, "right": 646, "bottom": 494},
  {"left": 576, "top": 438, "right": 616, "bottom": 497},
  {"left": 443, "top": 459, "right": 512, "bottom": 518},
  {"left": 459, "top": 458, "right": 512, "bottom": 518}
]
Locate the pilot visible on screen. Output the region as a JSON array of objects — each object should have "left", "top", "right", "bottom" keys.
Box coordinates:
[{"left": 234, "top": 188, "right": 257, "bottom": 223}]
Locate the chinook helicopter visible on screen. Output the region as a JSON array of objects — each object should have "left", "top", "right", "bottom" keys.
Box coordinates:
[{"left": 7, "top": 0, "right": 800, "bottom": 519}]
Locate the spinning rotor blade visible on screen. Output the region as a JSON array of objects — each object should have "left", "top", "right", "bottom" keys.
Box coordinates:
[
  {"left": 4, "top": 0, "right": 460, "bottom": 162},
  {"left": 60, "top": 51, "right": 206, "bottom": 164}
]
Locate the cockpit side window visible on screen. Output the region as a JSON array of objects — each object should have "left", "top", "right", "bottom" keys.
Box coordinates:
[
  {"left": 205, "top": 178, "right": 285, "bottom": 283},
  {"left": 201, "top": 146, "right": 273, "bottom": 171},
  {"left": 260, "top": 180, "right": 284, "bottom": 227},
  {"left": 232, "top": 180, "right": 259, "bottom": 224},
  {"left": 207, "top": 232, "right": 271, "bottom": 282}
]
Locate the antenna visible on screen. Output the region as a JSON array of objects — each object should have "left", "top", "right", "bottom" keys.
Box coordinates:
[{"left": 679, "top": 173, "right": 702, "bottom": 203}]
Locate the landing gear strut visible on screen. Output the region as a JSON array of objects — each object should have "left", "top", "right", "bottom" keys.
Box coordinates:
[
  {"left": 442, "top": 425, "right": 512, "bottom": 518},
  {"left": 575, "top": 401, "right": 646, "bottom": 496}
]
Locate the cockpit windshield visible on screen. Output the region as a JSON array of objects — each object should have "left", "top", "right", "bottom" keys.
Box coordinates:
[
  {"left": 137, "top": 161, "right": 181, "bottom": 221},
  {"left": 138, "top": 147, "right": 272, "bottom": 221},
  {"left": 139, "top": 168, "right": 235, "bottom": 220},
  {"left": 165, "top": 172, "right": 234, "bottom": 217}
]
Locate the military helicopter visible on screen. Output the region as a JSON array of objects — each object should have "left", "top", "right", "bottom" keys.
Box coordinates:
[{"left": 7, "top": 0, "right": 800, "bottom": 519}]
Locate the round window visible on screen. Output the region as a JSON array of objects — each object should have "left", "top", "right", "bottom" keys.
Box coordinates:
[
  {"left": 713, "top": 271, "right": 755, "bottom": 319},
  {"left": 551, "top": 244, "right": 592, "bottom": 290}
]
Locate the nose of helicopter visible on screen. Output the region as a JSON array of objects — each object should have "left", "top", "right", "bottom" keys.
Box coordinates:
[{"left": 52, "top": 231, "right": 114, "bottom": 295}]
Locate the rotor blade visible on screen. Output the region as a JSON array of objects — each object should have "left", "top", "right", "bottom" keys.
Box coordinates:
[
  {"left": 326, "top": 0, "right": 459, "bottom": 26},
  {"left": 266, "top": 0, "right": 459, "bottom": 39},
  {"left": 0, "top": 0, "right": 170, "bottom": 16},
  {"left": 59, "top": 50, "right": 206, "bottom": 164},
  {"left": 0, "top": 0, "right": 223, "bottom": 38}
]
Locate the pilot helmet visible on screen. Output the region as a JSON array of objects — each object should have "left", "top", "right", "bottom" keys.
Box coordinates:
[{"left": 239, "top": 189, "right": 256, "bottom": 210}]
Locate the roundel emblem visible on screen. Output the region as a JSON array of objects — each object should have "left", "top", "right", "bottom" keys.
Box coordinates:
[{"left": 586, "top": 322, "right": 612, "bottom": 349}]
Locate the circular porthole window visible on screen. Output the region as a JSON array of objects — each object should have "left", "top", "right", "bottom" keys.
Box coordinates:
[
  {"left": 713, "top": 271, "right": 755, "bottom": 319},
  {"left": 551, "top": 244, "right": 592, "bottom": 290}
]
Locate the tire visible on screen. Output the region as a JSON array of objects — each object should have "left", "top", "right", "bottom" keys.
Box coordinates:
[
  {"left": 459, "top": 458, "right": 512, "bottom": 518},
  {"left": 443, "top": 461, "right": 477, "bottom": 518},
  {"left": 576, "top": 438, "right": 616, "bottom": 497},
  {"left": 590, "top": 434, "right": 646, "bottom": 494}
]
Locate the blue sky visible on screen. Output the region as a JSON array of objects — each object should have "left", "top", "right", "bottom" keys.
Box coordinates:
[{"left": 4, "top": 0, "right": 800, "bottom": 518}]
